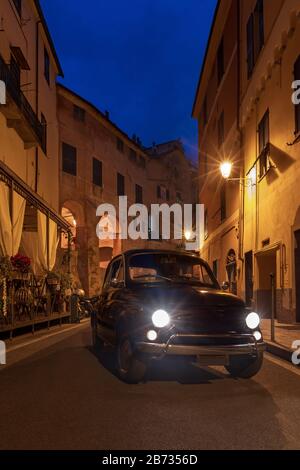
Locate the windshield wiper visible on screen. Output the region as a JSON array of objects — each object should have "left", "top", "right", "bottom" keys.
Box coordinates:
[{"left": 133, "top": 274, "right": 174, "bottom": 282}]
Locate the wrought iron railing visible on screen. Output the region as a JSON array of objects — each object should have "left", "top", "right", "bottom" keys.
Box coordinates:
[{"left": 0, "top": 54, "right": 43, "bottom": 145}]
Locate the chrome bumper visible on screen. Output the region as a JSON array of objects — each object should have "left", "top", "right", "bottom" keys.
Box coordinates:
[{"left": 136, "top": 333, "right": 266, "bottom": 358}]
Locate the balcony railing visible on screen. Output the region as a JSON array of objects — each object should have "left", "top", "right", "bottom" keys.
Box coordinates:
[{"left": 0, "top": 54, "right": 43, "bottom": 147}]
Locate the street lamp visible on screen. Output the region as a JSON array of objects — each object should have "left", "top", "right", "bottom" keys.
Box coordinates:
[
  {"left": 184, "top": 230, "right": 192, "bottom": 241},
  {"left": 220, "top": 162, "right": 232, "bottom": 179},
  {"left": 219, "top": 161, "right": 255, "bottom": 187}
]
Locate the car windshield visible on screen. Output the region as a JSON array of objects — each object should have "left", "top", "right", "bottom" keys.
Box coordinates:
[{"left": 128, "top": 253, "right": 218, "bottom": 287}]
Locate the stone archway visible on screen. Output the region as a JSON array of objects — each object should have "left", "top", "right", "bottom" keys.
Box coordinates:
[{"left": 61, "top": 200, "right": 88, "bottom": 293}]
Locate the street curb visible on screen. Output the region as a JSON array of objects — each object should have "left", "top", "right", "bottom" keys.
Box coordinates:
[{"left": 265, "top": 341, "right": 293, "bottom": 363}]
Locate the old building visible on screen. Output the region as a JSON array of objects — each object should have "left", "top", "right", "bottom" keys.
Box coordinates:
[
  {"left": 192, "top": 0, "right": 241, "bottom": 295},
  {"left": 193, "top": 0, "right": 300, "bottom": 323},
  {"left": 58, "top": 85, "right": 197, "bottom": 296},
  {"left": 0, "top": 0, "right": 71, "bottom": 336}
]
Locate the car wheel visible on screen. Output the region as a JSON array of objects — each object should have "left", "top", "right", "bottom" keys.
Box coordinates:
[
  {"left": 91, "top": 324, "right": 103, "bottom": 350},
  {"left": 117, "top": 337, "right": 146, "bottom": 384},
  {"left": 225, "top": 353, "right": 263, "bottom": 379}
]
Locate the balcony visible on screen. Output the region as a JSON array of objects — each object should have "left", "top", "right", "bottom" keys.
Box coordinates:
[{"left": 0, "top": 54, "right": 43, "bottom": 148}]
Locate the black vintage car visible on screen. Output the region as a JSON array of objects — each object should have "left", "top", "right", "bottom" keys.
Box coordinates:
[{"left": 91, "top": 249, "right": 265, "bottom": 383}]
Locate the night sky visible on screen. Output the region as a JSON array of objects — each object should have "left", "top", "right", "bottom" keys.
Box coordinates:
[{"left": 40, "top": 0, "right": 217, "bottom": 162}]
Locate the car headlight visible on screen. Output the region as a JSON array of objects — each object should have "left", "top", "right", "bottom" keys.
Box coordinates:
[
  {"left": 152, "top": 309, "right": 170, "bottom": 328},
  {"left": 246, "top": 311, "right": 260, "bottom": 329}
]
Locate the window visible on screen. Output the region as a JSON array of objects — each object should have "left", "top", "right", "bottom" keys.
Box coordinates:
[
  {"left": 117, "top": 138, "right": 124, "bottom": 153},
  {"left": 254, "top": 0, "right": 264, "bottom": 55},
  {"left": 157, "top": 185, "right": 161, "bottom": 199},
  {"left": 166, "top": 189, "right": 170, "bottom": 201},
  {"left": 139, "top": 156, "right": 146, "bottom": 168},
  {"left": 135, "top": 184, "right": 143, "bottom": 204},
  {"left": 62, "top": 142, "right": 77, "bottom": 176},
  {"left": 218, "top": 111, "right": 224, "bottom": 148},
  {"left": 247, "top": 14, "right": 254, "bottom": 78},
  {"left": 220, "top": 183, "right": 226, "bottom": 221},
  {"left": 294, "top": 56, "right": 300, "bottom": 134},
  {"left": 93, "top": 158, "right": 102, "bottom": 187},
  {"left": 12, "top": 0, "right": 22, "bottom": 16},
  {"left": 10, "top": 54, "right": 20, "bottom": 87},
  {"left": 44, "top": 48, "right": 50, "bottom": 84},
  {"left": 217, "top": 37, "right": 224, "bottom": 84},
  {"left": 73, "top": 105, "right": 85, "bottom": 122},
  {"left": 117, "top": 173, "right": 125, "bottom": 196},
  {"left": 129, "top": 148, "right": 137, "bottom": 162},
  {"left": 128, "top": 253, "right": 217, "bottom": 287},
  {"left": 247, "top": 0, "right": 264, "bottom": 78},
  {"left": 203, "top": 95, "right": 208, "bottom": 126},
  {"left": 104, "top": 258, "right": 123, "bottom": 290},
  {"left": 41, "top": 113, "right": 47, "bottom": 154},
  {"left": 258, "top": 110, "right": 270, "bottom": 178}
]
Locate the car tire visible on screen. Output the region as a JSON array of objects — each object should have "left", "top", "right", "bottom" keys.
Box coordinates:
[
  {"left": 91, "top": 324, "right": 104, "bottom": 350},
  {"left": 225, "top": 353, "right": 263, "bottom": 379},
  {"left": 117, "top": 336, "right": 146, "bottom": 384}
]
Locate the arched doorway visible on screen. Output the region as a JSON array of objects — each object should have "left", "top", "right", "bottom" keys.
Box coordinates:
[
  {"left": 98, "top": 212, "right": 121, "bottom": 270},
  {"left": 61, "top": 200, "right": 87, "bottom": 293}
]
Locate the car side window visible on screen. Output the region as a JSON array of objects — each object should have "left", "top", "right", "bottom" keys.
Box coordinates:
[{"left": 104, "top": 258, "right": 124, "bottom": 289}]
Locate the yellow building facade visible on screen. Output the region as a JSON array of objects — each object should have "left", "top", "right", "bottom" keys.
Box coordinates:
[{"left": 193, "top": 0, "right": 300, "bottom": 323}]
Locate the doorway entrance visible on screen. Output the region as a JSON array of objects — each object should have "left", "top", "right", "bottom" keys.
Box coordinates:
[
  {"left": 245, "top": 251, "right": 253, "bottom": 307},
  {"left": 295, "top": 230, "right": 300, "bottom": 322},
  {"left": 256, "top": 250, "right": 276, "bottom": 319}
]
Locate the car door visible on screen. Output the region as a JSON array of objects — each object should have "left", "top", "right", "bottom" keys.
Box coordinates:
[{"left": 99, "top": 257, "right": 124, "bottom": 344}]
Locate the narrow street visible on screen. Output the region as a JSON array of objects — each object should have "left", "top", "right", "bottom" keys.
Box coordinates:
[{"left": 1, "top": 323, "right": 300, "bottom": 450}]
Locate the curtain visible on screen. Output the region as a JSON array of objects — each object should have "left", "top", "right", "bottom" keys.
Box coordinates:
[
  {"left": 0, "top": 182, "right": 12, "bottom": 256},
  {"left": 48, "top": 218, "right": 58, "bottom": 271},
  {"left": 20, "top": 232, "right": 41, "bottom": 275},
  {"left": 13, "top": 191, "right": 26, "bottom": 256},
  {"left": 38, "top": 211, "right": 48, "bottom": 271},
  {"left": 0, "top": 182, "right": 25, "bottom": 257},
  {"left": 37, "top": 211, "right": 58, "bottom": 272}
]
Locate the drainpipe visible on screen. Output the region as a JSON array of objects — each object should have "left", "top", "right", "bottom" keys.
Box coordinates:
[{"left": 35, "top": 20, "right": 41, "bottom": 193}]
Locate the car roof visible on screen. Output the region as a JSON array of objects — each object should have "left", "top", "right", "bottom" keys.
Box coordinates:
[{"left": 110, "top": 249, "right": 202, "bottom": 264}]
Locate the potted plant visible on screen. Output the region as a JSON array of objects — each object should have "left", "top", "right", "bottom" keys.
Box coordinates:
[{"left": 11, "top": 254, "right": 31, "bottom": 280}]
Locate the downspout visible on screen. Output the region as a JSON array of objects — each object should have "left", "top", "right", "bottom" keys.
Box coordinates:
[{"left": 35, "top": 20, "right": 41, "bottom": 193}]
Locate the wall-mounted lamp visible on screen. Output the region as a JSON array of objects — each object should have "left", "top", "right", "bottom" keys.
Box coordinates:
[{"left": 219, "top": 161, "right": 256, "bottom": 187}]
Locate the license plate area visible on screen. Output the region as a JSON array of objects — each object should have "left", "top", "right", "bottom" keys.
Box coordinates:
[{"left": 197, "top": 355, "right": 229, "bottom": 366}]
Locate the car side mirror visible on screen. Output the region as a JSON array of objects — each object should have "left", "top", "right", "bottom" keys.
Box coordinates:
[
  {"left": 111, "top": 278, "right": 124, "bottom": 288},
  {"left": 222, "top": 281, "right": 230, "bottom": 291}
]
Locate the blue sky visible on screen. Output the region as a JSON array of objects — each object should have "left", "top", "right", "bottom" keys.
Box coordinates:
[{"left": 41, "top": 0, "right": 217, "bottom": 161}]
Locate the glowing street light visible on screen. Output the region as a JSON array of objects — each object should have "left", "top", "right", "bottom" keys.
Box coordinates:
[
  {"left": 184, "top": 230, "right": 192, "bottom": 241},
  {"left": 220, "top": 161, "right": 232, "bottom": 179}
]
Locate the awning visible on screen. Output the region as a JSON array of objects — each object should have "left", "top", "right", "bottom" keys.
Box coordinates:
[{"left": 0, "top": 160, "right": 71, "bottom": 232}]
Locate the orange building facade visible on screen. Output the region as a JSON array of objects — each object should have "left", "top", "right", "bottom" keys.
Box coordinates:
[{"left": 58, "top": 85, "right": 198, "bottom": 295}]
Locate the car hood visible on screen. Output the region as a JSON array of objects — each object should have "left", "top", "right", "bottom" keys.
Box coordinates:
[{"left": 132, "top": 284, "right": 245, "bottom": 312}]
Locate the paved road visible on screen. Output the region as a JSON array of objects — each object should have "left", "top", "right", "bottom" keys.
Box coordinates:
[{"left": 1, "top": 323, "right": 300, "bottom": 450}]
